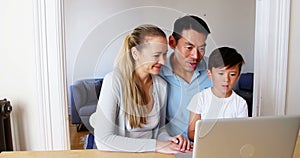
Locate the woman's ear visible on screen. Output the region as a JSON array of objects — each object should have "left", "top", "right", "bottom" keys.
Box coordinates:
[
  {"left": 131, "top": 47, "right": 139, "bottom": 60},
  {"left": 168, "top": 35, "right": 176, "bottom": 49},
  {"left": 206, "top": 69, "right": 212, "bottom": 79}
]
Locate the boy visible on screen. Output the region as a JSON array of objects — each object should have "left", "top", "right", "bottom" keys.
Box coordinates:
[{"left": 187, "top": 47, "right": 248, "bottom": 141}]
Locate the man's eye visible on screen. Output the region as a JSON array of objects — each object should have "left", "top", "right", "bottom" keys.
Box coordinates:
[
  {"left": 198, "top": 47, "right": 205, "bottom": 52},
  {"left": 185, "top": 46, "right": 193, "bottom": 50}
]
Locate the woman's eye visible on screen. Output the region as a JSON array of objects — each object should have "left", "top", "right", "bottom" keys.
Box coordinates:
[{"left": 152, "top": 54, "right": 161, "bottom": 59}]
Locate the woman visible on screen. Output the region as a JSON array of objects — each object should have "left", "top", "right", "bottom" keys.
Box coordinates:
[{"left": 90, "top": 24, "right": 191, "bottom": 154}]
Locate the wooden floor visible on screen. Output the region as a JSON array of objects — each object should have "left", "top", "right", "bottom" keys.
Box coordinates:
[{"left": 69, "top": 116, "right": 89, "bottom": 150}]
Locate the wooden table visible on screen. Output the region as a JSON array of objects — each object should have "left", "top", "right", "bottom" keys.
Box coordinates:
[
  {"left": 0, "top": 150, "right": 173, "bottom": 158},
  {"left": 1, "top": 136, "right": 299, "bottom": 158}
]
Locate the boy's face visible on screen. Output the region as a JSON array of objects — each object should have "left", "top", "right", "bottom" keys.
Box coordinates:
[{"left": 207, "top": 65, "right": 240, "bottom": 98}]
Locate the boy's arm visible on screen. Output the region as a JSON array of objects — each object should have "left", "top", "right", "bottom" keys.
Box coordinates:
[{"left": 188, "top": 112, "right": 201, "bottom": 141}]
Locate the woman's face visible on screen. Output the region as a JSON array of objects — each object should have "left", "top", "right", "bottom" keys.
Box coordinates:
[{"left": 134, "top": 36, "right": 168, "bottom": 75}]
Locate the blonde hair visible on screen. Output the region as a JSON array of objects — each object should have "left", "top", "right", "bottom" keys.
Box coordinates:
[{"left": 114, "top": 24, "right": 166, "bottom": 128}]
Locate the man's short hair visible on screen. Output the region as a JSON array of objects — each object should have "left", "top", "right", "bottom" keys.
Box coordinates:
[{"left": 172, "top": 15, "right": 211, "bottom": 42}]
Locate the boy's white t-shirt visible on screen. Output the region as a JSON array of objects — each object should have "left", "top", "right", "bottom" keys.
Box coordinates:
[{"left": 187, "top": 88, "right": 248, "bottom": 119}]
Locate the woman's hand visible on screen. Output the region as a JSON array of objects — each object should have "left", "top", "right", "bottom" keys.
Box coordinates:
[{"left": 168, "top": 135, "right": 192, "bottom": 152}]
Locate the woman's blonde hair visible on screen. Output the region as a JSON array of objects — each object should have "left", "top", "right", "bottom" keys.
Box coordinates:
[{"left": 114, "top": 24, "right": 166, "bottom": 128}]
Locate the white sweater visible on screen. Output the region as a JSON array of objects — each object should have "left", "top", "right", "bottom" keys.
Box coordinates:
[{"left": 90, "top": 71, "right": 170, "bottom": 152}]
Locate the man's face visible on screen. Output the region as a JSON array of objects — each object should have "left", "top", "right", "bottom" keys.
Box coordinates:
[{"left": 170, "top": 29, "right": 207, "bottom": 72}]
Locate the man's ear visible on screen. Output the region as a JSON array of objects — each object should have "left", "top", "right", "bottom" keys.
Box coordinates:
[
  {"left": 131, "top": 47, "right": 139, "bottom": 60},
  {"left": 206, "top": 69, "right": 212, "bottom": 79},
  {"left": 169, "top": 35, "right": 176, "bottom": 49}
]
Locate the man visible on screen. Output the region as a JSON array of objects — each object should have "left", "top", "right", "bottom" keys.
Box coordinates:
[{"left": 160, "top": 15, "right": 212, "bottom": 139}]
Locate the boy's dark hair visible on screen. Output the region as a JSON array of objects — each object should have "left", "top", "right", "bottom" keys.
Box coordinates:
[
  {"left": 208, "top": 47, "right": 244, "bottom": 72},
  {"left": 172, "top": 15, "right": 211, "bottom": 42}
]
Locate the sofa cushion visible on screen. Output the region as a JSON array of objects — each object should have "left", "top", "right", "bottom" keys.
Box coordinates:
[{"left": 79, "top": 103, "right": 97, "bottom": 116}]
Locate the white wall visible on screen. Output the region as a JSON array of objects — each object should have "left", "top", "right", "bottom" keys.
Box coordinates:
[
  {"left": 0, "top": 1, "right": 43, "bottom": 150},
  {"left": 0, "top": 0, "right": 69, "bottom": 151},
  {"left": 286, "top": 0, "right": 300, "bottom": 115},
  {"left": 65, "top": 0, "right": 256, "bottom": 86}
]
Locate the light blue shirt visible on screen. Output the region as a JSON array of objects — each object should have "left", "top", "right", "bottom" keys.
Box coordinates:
[{"left": 159, "top": 53, "right": 212, "bottom": 138}]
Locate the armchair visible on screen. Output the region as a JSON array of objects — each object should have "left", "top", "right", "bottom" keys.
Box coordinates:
[
  {"left": 69, "top": 78, "right": 103, "bottom": 132},
  {"left": 234, "top": 72, "right": 254, "bottom": 117}
]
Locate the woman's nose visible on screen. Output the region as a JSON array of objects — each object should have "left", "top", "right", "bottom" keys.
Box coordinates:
[{"left": 158, "top": 54, "right": 166, "bottom": 65}]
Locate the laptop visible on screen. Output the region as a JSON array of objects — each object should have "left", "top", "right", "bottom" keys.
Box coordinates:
[{"left": 175, "top": 115, "right": 300, "bottom": 158}]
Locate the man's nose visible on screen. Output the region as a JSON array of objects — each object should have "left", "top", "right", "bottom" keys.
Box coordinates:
[{"left": 190, "top": 48, "right": 199, "bottom": 59}]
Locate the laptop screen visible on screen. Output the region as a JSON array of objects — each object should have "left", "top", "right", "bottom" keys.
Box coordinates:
[{"left": 191, "top": 115, "right": 300, "bottom": 158}]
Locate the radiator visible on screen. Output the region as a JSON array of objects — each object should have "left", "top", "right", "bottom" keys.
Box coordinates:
[{"left": 0, "top": 99, "right": 13, "bottom": 152}]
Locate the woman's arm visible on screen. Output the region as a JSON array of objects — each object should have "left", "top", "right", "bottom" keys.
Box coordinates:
[{"left": 91, "top": 72, "right": 157, "bottom": 152}]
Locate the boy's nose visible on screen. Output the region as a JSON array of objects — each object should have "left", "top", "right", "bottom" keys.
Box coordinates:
[{"left": 224, "top": 75, "right": 230, "bottom": 82}]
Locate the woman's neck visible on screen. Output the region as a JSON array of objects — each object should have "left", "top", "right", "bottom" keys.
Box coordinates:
[{"left": 135, "top": 71, "right": 153, "bottom": 113}]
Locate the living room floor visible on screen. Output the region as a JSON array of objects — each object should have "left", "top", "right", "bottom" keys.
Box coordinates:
[{"left": 69, "top": 116, "right": 89, "bottom": 150}]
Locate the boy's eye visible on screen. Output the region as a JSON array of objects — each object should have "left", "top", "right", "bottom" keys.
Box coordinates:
[
  {"left": 218, "top": 72, "right": 224, "bottom": 75},
  {"left": 230, "top": 73, "right": 237, "bottom": 76}
]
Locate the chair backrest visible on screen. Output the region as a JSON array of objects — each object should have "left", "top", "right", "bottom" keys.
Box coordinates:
[
  {"left": 71, "top": 78, "right": 104, "bottom": 105},
  {"left": 69, "top": 78, "right": 104, "bottom": 124},
  {"left": 238, "top": 73, "right": 253, "bottom": 91}
]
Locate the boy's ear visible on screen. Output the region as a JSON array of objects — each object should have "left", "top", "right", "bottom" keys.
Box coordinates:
[
  {"left": 237, "top": 72, "right": 241, "bottom": 78},
  {"left": 169, "top": 35, "right": 176, "bottom": 49},
  {"left": 206, "top": 69, "right": 212, "bottom": 79}
]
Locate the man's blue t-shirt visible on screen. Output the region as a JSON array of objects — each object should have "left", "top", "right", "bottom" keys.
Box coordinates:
[{"left": 159, "top": 53, "right": 212, "bottom": 138}]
